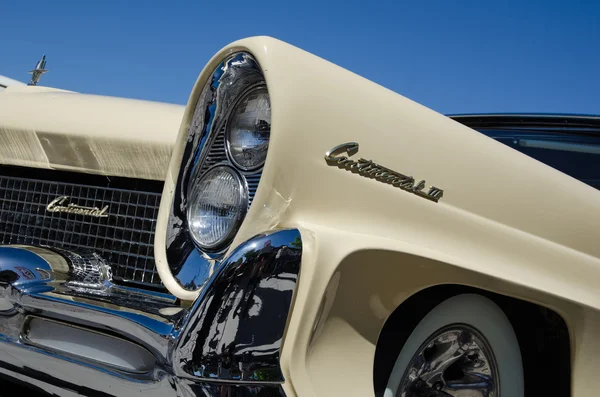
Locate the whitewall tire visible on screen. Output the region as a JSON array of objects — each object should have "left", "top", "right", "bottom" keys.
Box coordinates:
[{"left": 384, "top": 293, "right": 524, "bottom": 397}]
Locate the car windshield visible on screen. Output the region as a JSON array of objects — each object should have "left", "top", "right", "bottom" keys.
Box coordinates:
[{"left": 478, "top": 128, "right": 600, "bottom": 189}]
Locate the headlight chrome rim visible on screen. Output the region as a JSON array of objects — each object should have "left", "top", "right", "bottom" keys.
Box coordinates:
[
  {"left": 186, "top": 164, "right": 248, "bottom": 251},
  {"left": 225, "top": 84, "right": 271, "bottom": 172}
]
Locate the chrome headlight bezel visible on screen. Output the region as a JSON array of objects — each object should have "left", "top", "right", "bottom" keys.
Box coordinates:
[
  {"left": 164, "top": 51, "right": 270, "bottom": 294},
  {"left": 186, "top": 164, "right": 249, "bottom": 251},
  {"left": 225, "top": 84, "right": 271, "bottom": 172}
]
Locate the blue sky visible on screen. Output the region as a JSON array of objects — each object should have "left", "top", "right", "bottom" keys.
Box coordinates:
[{"left": 1, "top": 0, "right": 598, "bottom": 114}]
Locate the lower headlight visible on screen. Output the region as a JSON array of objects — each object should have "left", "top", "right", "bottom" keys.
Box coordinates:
[{"left": 187, "top": 165, "right": 248, "bottom": 250}]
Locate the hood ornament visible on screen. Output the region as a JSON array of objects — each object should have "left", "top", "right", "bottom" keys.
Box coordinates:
[
  {"left": 28, "top": 55, "right": 48, "bottom": 86},
  {"left": 46, "top": 196, "right": 109, "bottom": 218}
]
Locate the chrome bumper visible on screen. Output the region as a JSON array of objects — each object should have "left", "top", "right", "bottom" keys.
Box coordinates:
[{"left": 0, "top": 229, "right": 301, "bottom": 397}]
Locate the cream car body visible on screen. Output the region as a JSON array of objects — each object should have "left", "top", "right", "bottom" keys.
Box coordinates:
[
  {"left": 0, "top": 37, "right": 596, "bottom": 396},
  {"left": 0, "top": 86, "right": 183, "bottom": 180},
  {"left": 0, "top": 75, "right": 26, "bottom": 91}
]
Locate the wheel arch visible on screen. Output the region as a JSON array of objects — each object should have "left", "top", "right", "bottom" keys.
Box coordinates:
[
  {"left": 373, "top": 284, "right": 571, "bottom": 397},
  {"left": 302, "top": 247, "right": 577, "bottom": 397}
]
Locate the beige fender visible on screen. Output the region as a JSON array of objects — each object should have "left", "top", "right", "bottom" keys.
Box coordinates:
[
  {"left": 155, "top": 36, "right": 600, "bottom": 395},
  {"left": 279, "top": 226, "right": 598, "bottom": 396}
]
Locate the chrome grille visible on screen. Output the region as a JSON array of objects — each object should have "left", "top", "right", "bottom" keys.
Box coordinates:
[
  {"left": 0, "top": 168, "right": 164, "bottom": 289},
  {"left": 200, "top": 132, "right": 227, "bottom": 173}
]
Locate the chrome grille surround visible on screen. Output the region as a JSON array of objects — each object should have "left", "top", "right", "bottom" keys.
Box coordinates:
[
  {"left": 0, "top": 167, "right": 164, "bottom": 289},
  {"left": 164, "top": 52, "right": 268, "bottom": 292}
]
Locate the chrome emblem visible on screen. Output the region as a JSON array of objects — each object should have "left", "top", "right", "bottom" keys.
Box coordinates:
[
  {"left": 46, "top": 196, "right": 109, "bottom": 217},
  {"left": 325, "top": 142, "right": 444, "bottom": 202}
]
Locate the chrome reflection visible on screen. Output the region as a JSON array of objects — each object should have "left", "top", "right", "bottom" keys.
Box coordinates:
[
  {"left": 399, "top": 325, "right": 499, "bottom": 397},
  {"left": 166, "top": 52, "right": 267, "bottom": 291},
  {"left": 173, "top": 229, "right": 302, "bottom": 382},
  {"left": 0, "top": 244, "right": 111, "bottom": 289},
  {"left": 0, "top": 245, "right": 180, "bottom": 361},
  {"left": 0, "top": 229, "right": 300, "bottom": 394},
  {"left": 21, "top": 315, "right": 157, "bottom": 373},
  {"left": 0, "top": 336, "right": 286, "bottom": 397}
]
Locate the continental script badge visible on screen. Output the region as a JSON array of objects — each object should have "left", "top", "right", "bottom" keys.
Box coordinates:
[
  {"left": 46, "top": 196, "right": 109, "bottom": 217},
  {"left": 324, "top": 142, "right": 444, "bottom": 202}
]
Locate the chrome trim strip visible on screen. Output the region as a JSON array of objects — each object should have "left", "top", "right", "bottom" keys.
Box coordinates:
[
  {"left": 448, "top": 112, "right": 600, "bottom": 120},
  {"left": 21, "top": 315, "right": 157, "bottom": 374},
  {"left": 517, "top": 138, "right": 600, "bottom": 154}
]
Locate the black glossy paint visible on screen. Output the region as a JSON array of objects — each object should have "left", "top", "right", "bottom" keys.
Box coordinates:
[{"left": 174, "top": 229, "right": 302, "bottom": 383}]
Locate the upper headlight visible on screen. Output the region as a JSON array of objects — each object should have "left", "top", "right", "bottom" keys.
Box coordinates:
[
  {"left": 187, "top": 165, "right": 248, "bottom": 250},
  {"left": 226, "top": 86, "right": 271, "bottom": 171}
]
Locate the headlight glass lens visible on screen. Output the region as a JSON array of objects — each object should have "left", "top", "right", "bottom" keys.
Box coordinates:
[
  {"left": 226, "top": 86, "right": 271, "bottom": 170},
  {"left": 187, "top": 165, "right": 247, "bottom": 250}
]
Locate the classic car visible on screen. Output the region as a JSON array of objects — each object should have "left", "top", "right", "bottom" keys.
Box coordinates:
[{"left": 0, "top": 36, "right": 597, "bottom": 397}]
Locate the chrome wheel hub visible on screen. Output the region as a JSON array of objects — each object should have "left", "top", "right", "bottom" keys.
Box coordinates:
[{"left": 398, "top": 325, "right": 499, "bottom": 397}]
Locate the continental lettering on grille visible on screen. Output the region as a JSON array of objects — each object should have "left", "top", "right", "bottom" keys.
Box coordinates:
[
  {"left": 46, "top": 196, "right": 109, "bottom": 217},
  {"left": 0, "top": 169, "right": 164, "bottom": 289}
]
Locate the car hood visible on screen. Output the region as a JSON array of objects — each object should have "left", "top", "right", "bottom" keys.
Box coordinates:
[{"left": 0, "top": 89, "right": 184, "bottom": 181}]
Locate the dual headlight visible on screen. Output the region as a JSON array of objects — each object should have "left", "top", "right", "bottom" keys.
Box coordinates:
[{"left": 186, "top": 84, "right": 271, "bottom": 251}]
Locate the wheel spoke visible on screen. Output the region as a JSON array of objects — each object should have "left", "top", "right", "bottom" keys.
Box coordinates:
[
  {"left": 419, "top": 330, "right": 468, "bottom": 385},
  {"left": 398, "top": 325, "right": 498, "bottom": 397}
]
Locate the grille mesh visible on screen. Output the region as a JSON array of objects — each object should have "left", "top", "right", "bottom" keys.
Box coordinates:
[{"left": 0, "top": 172, "right": 164, "bottom": 289}]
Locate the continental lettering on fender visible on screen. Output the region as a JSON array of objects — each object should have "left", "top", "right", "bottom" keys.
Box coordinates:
[
  {"left": 46, "top": 196, "right": 109, "bottom": 217},
  {"left": 324, "top": 142, "right": 444, "bottom": 202}
]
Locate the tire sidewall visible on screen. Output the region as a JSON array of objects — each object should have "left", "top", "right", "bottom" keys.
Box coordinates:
[{"left": 384, "top": 293, "right": 524, "bottom": 397}]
